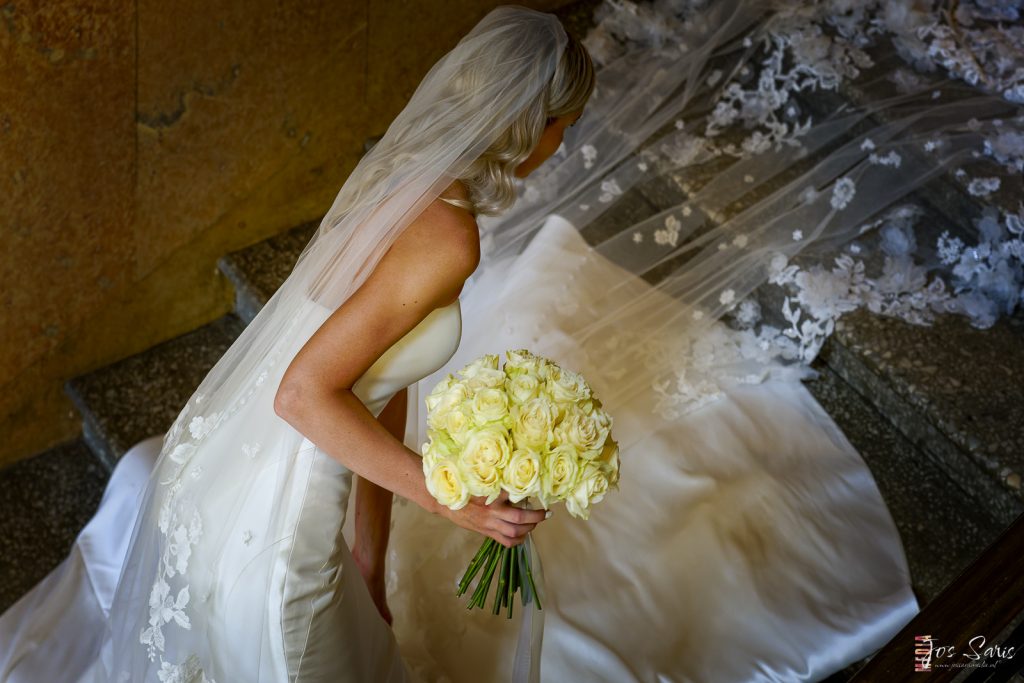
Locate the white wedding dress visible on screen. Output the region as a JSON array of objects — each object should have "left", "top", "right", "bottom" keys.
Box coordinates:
[{"left": 0, "top": 215, "right": 918, "bottom": 683}]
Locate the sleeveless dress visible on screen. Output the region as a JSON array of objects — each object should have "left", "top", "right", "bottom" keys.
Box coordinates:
[{"left": 0, "top": 294, "right": 463, "bottom": 683}]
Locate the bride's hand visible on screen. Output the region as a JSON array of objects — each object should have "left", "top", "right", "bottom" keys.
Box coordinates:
[
  {"left": 354, "top": 556, "right": 393, "bottom": 626},
  {"left": 441, "top": 490, "right": 549, "bottom": 547}
]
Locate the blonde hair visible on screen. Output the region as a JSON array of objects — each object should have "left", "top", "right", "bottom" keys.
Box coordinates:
[{"left": 451, "top": 32, "right": 595, "bottom": 216}]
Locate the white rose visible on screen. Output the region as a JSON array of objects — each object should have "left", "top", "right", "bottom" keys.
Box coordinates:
[
  {"left": 540, "top": 389, "right": 575, "bottom": 424},
  {"left": 459, "top": 426, "right": 511, "bottom": 503},
  {"left": 539, "top": 444, "right": 580, "bottom": 506},
  {"left": 511, "top": 397, "right": 558, "bottom": 450},
  {"left": 565, "top": 463, "right": 610, "bottom": 520},
  {"left": 462, "top": 453, "right": 503, "bottom": 503},
  {"left": 506, "top": 372, "right": 542, "bottom": 405},
  {"left": 470, "top": 387, "right": 510, "bottom": 426},
  {"left": 420, "top": 429, "right": 457, "bottom": 469},
  {"left": 591, "top": 403, "right": 613, "bottom": 432},
  {"left": 426, "top": 382, "right": 471, "bottom": 430},
  {"left": 595, "top": 438, "right": 620, "bottom": 487},
  {"left": 504, "top": 349, "right": 547, "bottom": 377},
  {"left": 424, "top": 459, "right": 470, "bottom": 510},
  {"left": 421, "top": 440, "right": 440, "bottom": 470},
  {"left": 461, "top": 425, "right": 513, "bottom": 464},
  {"left": 554, "top": 406, "right": 611, "bottom": 458},
  {"left": 442, "top": 407, "right": 475, "bottom": 446},
  {"left": 465, "top": 367, "right": 507, "bottom": 391},
  {"left": 545, "top": 364, "right": 592, "bottom": 403},
  {"left": 457, "top": 354, "right": 499, "bottom": 380},
  {"left": 502, "top": 448, "right": 542, "bottom": 503},
  {"left": 424, "top": 373, "right": 456, "bottom": 412},
  {"left": 536, "top": 358, "right": 556, "bottom": 381}
]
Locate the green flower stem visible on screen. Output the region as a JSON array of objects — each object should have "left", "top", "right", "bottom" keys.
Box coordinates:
[
  {"left": 456, "top": 514, "right": 544, "bottom": 617},
  {"left": 470, "top": 543, "right": 502, "bottom": 610},
  {"left": 457, "top": 538, "right": 495, "bottom": 597},
  {"left": 506, "top": 543, "right": 518, "bottom": 619},
  {"left": 470, "top": 543, "right": 498, "bottom": 609},
  {"left": 517, "top": 545, "right": 532, "bottom": 607},
  {"left": 480, "top": 544, "right": 504, "bottom": 609},
  {"left": 492, "top": 547, "right": 509, "bottom": 615},
  {"left": 504, "top": 545, "right": 514, "bottom": 610},
  {"left": 466, "top": 544, "right": 494, "bottom": 608},
  {"left": 523, "top": 540, "right": 543, "bottom": 611},
  {"left": 458, "top": 541, "right": 491, "bottom": 596}
]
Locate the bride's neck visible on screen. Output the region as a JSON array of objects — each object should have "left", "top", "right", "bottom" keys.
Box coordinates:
[{"left": 440, "top": 179, "right": 470, "bottom": 202}]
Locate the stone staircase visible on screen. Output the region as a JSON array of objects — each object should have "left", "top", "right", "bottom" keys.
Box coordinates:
[{"left": 3, "top": 4, "right": 1022, "bottom": 680}]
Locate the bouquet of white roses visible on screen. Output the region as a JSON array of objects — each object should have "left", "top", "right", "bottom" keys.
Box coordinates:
[{"left": 420, "top": 348, "right": 619, "bottom": 617}]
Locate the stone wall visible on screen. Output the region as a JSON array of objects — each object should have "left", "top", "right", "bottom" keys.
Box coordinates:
[{"left": 0, "top": 0, "right": 568, "bottom": 467}]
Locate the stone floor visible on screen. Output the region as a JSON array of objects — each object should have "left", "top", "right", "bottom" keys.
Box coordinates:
[{"left": 0, "top": 438, "right": 108, "bottom": 614}]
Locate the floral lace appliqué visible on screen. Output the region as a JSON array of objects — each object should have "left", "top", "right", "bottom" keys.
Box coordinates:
[
  {"left": 138, "top": 310, "right": 299, "bottom": 673},
  {"left": 157, "top": 654, "right": 217, "bottom": 683}
]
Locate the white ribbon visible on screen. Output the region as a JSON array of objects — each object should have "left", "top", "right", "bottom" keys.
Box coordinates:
[{"left": 511, "top": 531, "right": 546, "bottom": 683}]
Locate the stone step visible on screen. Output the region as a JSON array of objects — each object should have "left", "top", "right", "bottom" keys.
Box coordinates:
[
  {"left": 783, "top": 40, "right": 1023, "bottom": 326},
  {"left": 826, "top": 39, "right": 1023, "bottom": 220},
  {"left": 217, "top": 219, "right": 319, "bottom": 325},
  {"left": 65, "top": 314, "right": 245, "bottom": 470},
  {"left": 0, "top": 438, "right": 109, "bottom": 613},
  {"left": 820, "top": 310, "right": 1024, "bottom": 524},
  {"left": 783, "top": 59, "right": 1024, "bottom": 524},
  {"left": 804, "top": 363, "right": 1006, "bottom": 604}
]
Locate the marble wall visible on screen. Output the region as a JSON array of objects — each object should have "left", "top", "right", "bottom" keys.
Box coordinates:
[{"left": 0, "top": 0, "right": 569, "bottom": 467}]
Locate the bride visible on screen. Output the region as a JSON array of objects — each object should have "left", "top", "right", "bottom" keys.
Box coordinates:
[
  {"left": 0, "top": 3, "right": 935, "bottom": 682},
  {"left": 1, "top": 7, "right": 588, "bottom": 683}
]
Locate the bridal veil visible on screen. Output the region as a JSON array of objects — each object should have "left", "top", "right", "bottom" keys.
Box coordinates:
[{"left": 409, "top": 0, "right": 1022, "bottom": 451}]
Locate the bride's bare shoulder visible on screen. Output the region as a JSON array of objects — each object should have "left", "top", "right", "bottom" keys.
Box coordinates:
[
  {"left": 403, "top": 197, "right": 479, "bottom": 266},
  {"left": 275, "top": 197, "right": 479, "bottom": 403},
  {"left": 382, "top": 193, "right": 480, "bottom": 301}
]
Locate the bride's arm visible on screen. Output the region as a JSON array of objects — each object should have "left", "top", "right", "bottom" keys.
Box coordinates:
[
  {"left": 352, "top": 388, "right": 404, "bottom": 587},
  {"left": 273, "top": 205, "right": 547, "bottom": 549},
  {"left": 352, "top": 387, "right": 405, "bottom": 624}
]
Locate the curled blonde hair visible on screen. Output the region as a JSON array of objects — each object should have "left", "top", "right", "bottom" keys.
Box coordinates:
[{"left": 450, "top": 32, "right": 595, "bottom": 216}]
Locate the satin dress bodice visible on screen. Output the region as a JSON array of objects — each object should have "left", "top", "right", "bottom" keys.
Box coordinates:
[{"left": 352, "top": 297, "right": 462, "bottom": 418}]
